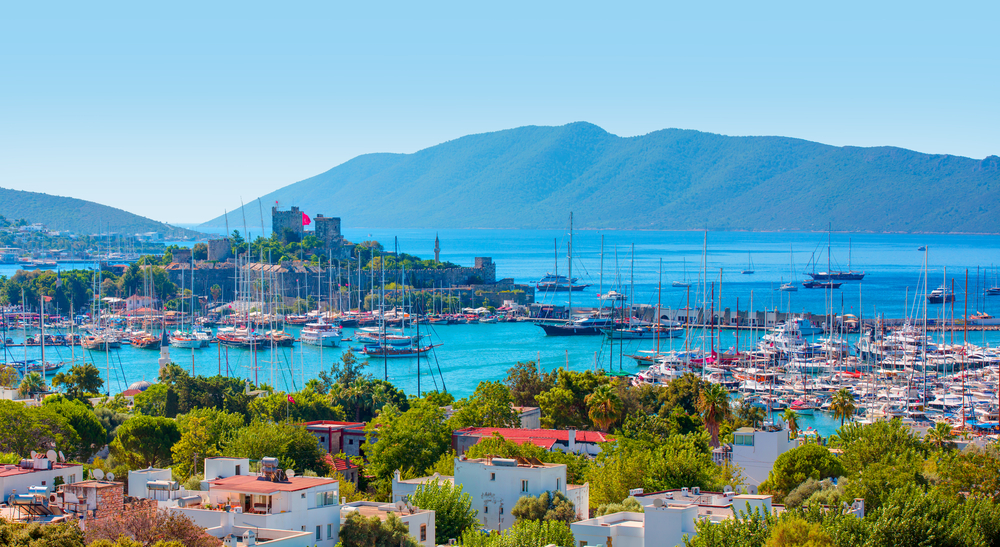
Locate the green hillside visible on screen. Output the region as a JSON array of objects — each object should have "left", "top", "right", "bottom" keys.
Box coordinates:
[
  {"left": 0, "top": 187, "right": 203, "bottom": 238},
  {"left": 199, "top": 123, "right": 1000, "bottom": 233}
]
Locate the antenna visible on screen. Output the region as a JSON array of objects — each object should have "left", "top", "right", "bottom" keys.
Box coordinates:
[{"left": 92, "top": 469, "right": 105, "bottom": 480}]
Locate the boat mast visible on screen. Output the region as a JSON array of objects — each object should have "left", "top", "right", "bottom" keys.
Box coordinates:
[
  {"left": 600, "top": 235, "right": 604, "bottom": 298},
  {"left": 568, "top": 214, "right": 573, "bottom": 327},
  {"left": 656, "top": 258, "right": 662, "bottom": 355}
]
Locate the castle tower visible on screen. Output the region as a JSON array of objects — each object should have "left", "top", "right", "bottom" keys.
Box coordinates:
[
  {"left": 272, "top": 206, "right": 304, "bottom": 244},
  {"left": 434, "top": 233, "right": 440, "bottom": 263}
]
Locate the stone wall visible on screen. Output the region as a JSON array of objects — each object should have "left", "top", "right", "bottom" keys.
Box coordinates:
[
  {"left": 207, "top": 238, "right": 231, "bottom": 261},
  {"left": 271, "top": 206, "right": 303, "bottom": 243},
  {"left": 166, "top": 259, "right": 501, "bottom": 302}
]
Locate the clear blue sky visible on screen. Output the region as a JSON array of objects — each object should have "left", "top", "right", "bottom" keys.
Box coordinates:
[{"left": 1, "top": 1, "right": 996, "bottom": 224}]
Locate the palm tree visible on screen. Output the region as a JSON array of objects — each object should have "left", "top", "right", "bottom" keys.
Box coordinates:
[
  {"left": 925, "top": 422, "right": 956, "bottom": 450},
  {"left": 782, "top": 408, "right": 799, "bottom": 439},
  {"left": 586, "top": 384, "right": 622, "bottom": 432},
  {"left": 18, "top": 372, "right": 46, "bottom": 398},
  {"left": 700, "top": 382, "right": 730, "bottom": 447},
  {"left": 831, "top": 388, "right": 856, "bottom": 426}
]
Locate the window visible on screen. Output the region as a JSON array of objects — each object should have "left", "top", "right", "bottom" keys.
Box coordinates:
[
  {"left": 320, "top": 436, "right": 326, "bottom": 442},
  {"left": 328, "top": 524, "right": 334, "bottom": 539},
  {"left": 734, "top": 434, "right": 755, "bottom": 447},
  {"left": 521, "top": 480, "right": 528, "bottom": 492},
  {"left": 557, "top": 479, "right": 561, "bottom": 491},
  {"left": 69, "top": 474, "right": 76, "bottom": 484},
  {"left": 420, "top": 524, "right": 427, "bottom": 541},
  {"left": 349, "top": 439, "right": 354, "bottom": 445},
  {"left": 41, "top": 481, "right": 46, "bottom": 486},
  {"left": 302, "top": 493, "right": 306, "bottom": 499},
  {"left": 490, "top": 473, "right": 495, "bottom": 481},
  {"left": 484, "top": 506, "right": 488, "bottom": 514},
  {"left": 316, "top": 526, "right": 321, "bottom": 540},
  {"left": 236, "top": 465, "right": 241, "bottom": 475},
  {"left": 500, "top": 507, "right": 503, "bottom": 514}
]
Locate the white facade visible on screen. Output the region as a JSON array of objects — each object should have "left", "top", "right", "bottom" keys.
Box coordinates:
[
  {"left": 572, "top": 492, "right": 775, "bottom": 547},
  {"left": 392, "top": 471, "right": 454, "bottom": 504},
  {"left": 341, "top": 502, "right": 436, "bottom": 547},
  {"left": 728, "top": 426, "right": 798, "bottom": 486},
  {"left": 205, "top": 457, "right": 251, "bottom": 480},
  {"left": 0, "top": 459, "right": 82, "bottom": 502},
  {"left": 454, "top": 456, "right": 588, "bottom": 531},
  {"left": 128, "top": 468, "right": 173, "bottom": 499}
]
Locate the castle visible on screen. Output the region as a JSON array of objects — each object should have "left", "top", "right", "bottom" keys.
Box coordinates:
[{"left": 271, "top": 206, "right": 351, "bottom": 259}]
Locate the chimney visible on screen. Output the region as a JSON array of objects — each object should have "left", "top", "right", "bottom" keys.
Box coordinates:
[{"left": 568, "top": 429, "right": 576, "bottom": 452}]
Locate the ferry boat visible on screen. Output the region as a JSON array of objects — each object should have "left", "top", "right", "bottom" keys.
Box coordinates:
[
  {"left": 535, "top": 273, "right": 591, "bottom": 292},
  {"left": 300, "top": 321, "right": 342, "bottom": 347}
]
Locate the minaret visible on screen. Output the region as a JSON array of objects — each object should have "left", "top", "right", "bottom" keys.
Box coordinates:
[{"left": 434, "top": 233, "right": 440, "bottom": 264}]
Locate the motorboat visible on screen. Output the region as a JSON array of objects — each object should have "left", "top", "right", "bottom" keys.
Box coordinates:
[{"left": 300, "top": 321, "right": 342, "bottom": 347}]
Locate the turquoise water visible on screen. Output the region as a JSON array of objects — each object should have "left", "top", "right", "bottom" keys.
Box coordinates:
[{"left": 6, "top": 228, "right": 1000, "bottom": 437}]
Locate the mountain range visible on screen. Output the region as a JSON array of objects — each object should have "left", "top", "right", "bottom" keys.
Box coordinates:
[
  {"left": 191, "top": 121, "right": 992, "bottom": 233},
  {"left": 0, "top": 187, "right": 201, "bottom": 238}
]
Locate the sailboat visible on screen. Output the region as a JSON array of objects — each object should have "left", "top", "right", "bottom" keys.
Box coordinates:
[
  {"left": 741, "top": 252, "right": 755, "bottom": 275},
  {"left": 538, "top": 213, "right": 613, "bottom": 336},
  {"left": 779, "top": 245, "right": 798, "bottom": 291},
  {"left": 672, "top": 258, "right": 691, "bottom": 287},
  {"left": 806, "top": 231, "right": 865, "bottom": 281}
]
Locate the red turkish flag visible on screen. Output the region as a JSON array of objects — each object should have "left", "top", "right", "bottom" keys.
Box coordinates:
[
  {"left": 287, "top": 394, "right": 295, "bottom": 404},
  {"left": 302, "top": 213, "right": 311, "bottom": 226}
]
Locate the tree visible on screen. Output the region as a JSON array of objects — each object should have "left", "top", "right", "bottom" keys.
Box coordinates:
[
  {"left": 0, "top": 519, "right": 86, "bottom": 547},
  {"left": 596, "top": 496, "right": 643, "bottom": 516},
  {"left": 0, "top": 365, "right": 19, "bottom": 388},
  {"left": 536, "top": 369, "right": 616, "bottom": 430},
  {"left": 511, "top": 490, "right": 577, "bottom": 525},
  {"left": 110, "top": 416, "right": 181, "bottom": 469},
  {"left": 586, "top": 384, "right": 623, "bottom": 432},
  {"left": 51, "top": 363, "right": 104, "bottom": 400},
  {"left": 459, "top": 519, "right": 575, "bottom": 547},
  {"left": 176, "top": 407, "right": 245, "bottom": 449},
  {"left": 764, "top": 517, "right": 833, "bottom": 547},
  {"left": 658, "top": 373, "right": 705, "bottom": 416},
  {"left": 782, "top": 409, "right": 799, "bottom": 440},
  {"left": 209, "top": 284, "right": 222, "bottom": 301},
  {"left": 363, "top": 401, "right": 451, "bottom": 493},
  {"left": 84, "top": 504, "right": 218, "bottom": 547},
  {"left": 0, "top": 399, "right": 77, "bottom": 457},
  {"left": 450, "top": 381, "right": 520, "bottom": 429},
  {"left": 43, "top": 396, "right": 107, "bottom": 461},
  {"left": 223, "top": 420, "right": 329, "bottom": 474},
  {"left": 18, "top": 371, "right": 46, "bottom": 398},
  {"left": 249, "top": 387, "right": 346, "bottom": 423},
  {"left": 760, "top": 444, "right": 845, "bottom": 502},
  {"left": 411, "top": 478, "right": 479, "bottom": 541},
  {"left": 924, "top": 421, "right": 956, "bottom": 451},
  {"left": 318, "top": 350, "right": 372, "bottom": 393},
  {"left": 191, "top": 242, "right": 208, "bottom": 260},
  {"left": 171, "top": 416, "right": 219, "bottom": 480},
  {"left": 699, "top": 382, "right": 729, "bottom": 447},
  {"left": 830, "top": 388, "right": 855, "bottom": 426},
  {"left": 339, "top": 511, "right": 419, "bottom": 547},
  {"left": 504, "top": 361, "right": 552, "bottom": 407}
]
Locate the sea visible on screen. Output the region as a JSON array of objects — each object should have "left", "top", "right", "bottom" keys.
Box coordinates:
[{"left": 5, "top": 228, "right": 1000, "bottom": 437}]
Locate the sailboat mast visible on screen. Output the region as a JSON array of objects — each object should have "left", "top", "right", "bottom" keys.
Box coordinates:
[
  {"left": 568, "top": 213, "right": 573, "bottom": 324},
  {"left": 657, "top": 258, "right": 662, "bottom": 355}
]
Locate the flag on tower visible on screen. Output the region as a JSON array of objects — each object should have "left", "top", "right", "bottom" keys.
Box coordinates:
[{"left": 302, "top": 213, "right": 311, "bottom": 226}]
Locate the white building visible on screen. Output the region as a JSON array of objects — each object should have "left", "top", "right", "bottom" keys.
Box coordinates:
[
  {"left": 713, "top": 424, "right": 798, "bottom": 486},
  {"left": 341, "top": 501, "right": 436, "bottom": 547},
  {"left": 0, "top": 456, "right": 82, "bottom": 503},
  {"left": 454, "top": 456, "right": 588, "bottom": 531},
  {"left": 573, "top": 489, "right": 776, "bottom": 547},
  {"left": 150, "top": 457, "right": 342, "bottom": 547},
  {"left": 392, "top": 472, "right": 455, "bottom": 504},
  {"left": 128, "top": 467, "right": 174, "bottom": 499}
]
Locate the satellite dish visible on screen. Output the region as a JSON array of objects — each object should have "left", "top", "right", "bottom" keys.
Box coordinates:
[
  {"left": 723, "top": 485, "right": 733, "bottom": 493},
  {"left": 106, "top": 472, "right": 115, "bottom": 481},
  {"left": 286, "top": 469, "right": 295, "bottom": 478},
  {"left": 58, "top": 451, "right": 66, "bottom": 462},
  {"left": 30, "top": 451, "right": 37, "bottom": 459},
  {"left": 46, "top": 450, "right": 57, "bottom": 461},
  {"left": 92, "top": 469, "right": 105, "bottom": 480},
  {"left": 653, "top": 498, "right": 664, "bottom": 508}
]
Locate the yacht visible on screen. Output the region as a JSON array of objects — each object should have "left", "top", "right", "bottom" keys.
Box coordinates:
[
  {"left": 535, "top": 273, "right": 590, "bottom": 292},
  {"left": 301, "top": 321, "right": 342, "bottom": 347},
  {"left": 928, "top": 286, "right": 956, "bottom": 304}
]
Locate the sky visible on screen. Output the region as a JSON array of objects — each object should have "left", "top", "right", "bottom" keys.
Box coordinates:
[{"left": 1, "top": 1, "right": 997, "bottom": 225}]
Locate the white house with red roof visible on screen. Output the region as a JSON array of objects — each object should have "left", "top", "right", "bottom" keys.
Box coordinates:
[
  {"left": 451, "top": 427, "right": 607, "bottom": 457},
  {"left": 167, "top": 457, "right": 343, "bottom": 547},
  {"left": 0, "top": 456, "right": 82, "bottom": 503}
]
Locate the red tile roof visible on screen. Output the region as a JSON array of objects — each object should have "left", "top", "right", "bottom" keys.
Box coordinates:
[
  {"left": 455, "top": 427, "right": 608, "bottom": 444},
  {"left": 121, "top": 389, "right": 142, "bottom": 397},
  {"left": 330, "top": 457, "right": 357, "bottom": 472},
  {"left": 0, "top": 462, "right": 80, "bottom": 478},
  {"left": 208, "top": 475, "right": 338, "bottom": 494}
]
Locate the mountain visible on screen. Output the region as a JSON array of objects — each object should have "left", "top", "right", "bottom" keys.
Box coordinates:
[
  {"left": 199, "top": 123, "right": 1000, "bottom": 234},
  {"left": 0, "top": 187, "right": 203, "bottom": 238}
]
